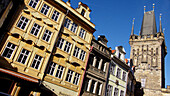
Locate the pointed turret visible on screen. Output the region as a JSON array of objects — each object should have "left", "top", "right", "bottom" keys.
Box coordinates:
[
  {"left": 140, "top": 6, "right": 157, "bottom": 36},
  {"left": 159, "top": 13, "right": 163, "bottom": 33},
  {"left": 131, "top": 18, "right": 135, "bottom": 35}
]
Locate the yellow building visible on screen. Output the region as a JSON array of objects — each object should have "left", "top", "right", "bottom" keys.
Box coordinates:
[
  {"left": 42, "top": 1, "right": 95, "bottom": 96},
  {"left": 0, "top": 0, "right": 95, "bottom": 96},
  {"left": 106, "top": 46, "right": 130, "bottom": 96}
]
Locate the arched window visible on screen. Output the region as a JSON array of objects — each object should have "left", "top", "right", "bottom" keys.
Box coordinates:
[{"left": 81, "top": 9, "right": 86, "bottom": 16}]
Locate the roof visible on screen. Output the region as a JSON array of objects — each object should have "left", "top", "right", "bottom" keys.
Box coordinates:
[
  {"left": 111, "top": 50, "right": 116, "bottom": 54},
  {"left": 140, "top": 10, "right": 157, "bottom": 36}
]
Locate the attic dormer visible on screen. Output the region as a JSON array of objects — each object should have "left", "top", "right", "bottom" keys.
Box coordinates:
[
  {"left": 76, "top": 2, "right": 91, "bottom": 20},
  {"left": 115, "top": 46, "right": 126, "bottom": 61},
  {"left": 97, "top": 35, "right": 108, "bottom": 46}
]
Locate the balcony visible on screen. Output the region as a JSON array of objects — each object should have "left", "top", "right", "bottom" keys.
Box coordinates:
[{"left": 88, "top": 65, "right": 105, "bottom": 78}]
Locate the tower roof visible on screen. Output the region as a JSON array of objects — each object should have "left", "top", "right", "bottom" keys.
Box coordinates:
[{"left": 140, "top": 10, "right": 157, "bottom": 36}]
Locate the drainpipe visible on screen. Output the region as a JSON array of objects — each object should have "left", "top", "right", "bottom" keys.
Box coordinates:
[
  {"left": 41, "top": 9, "right": 69, "bottom": 84},
  {"left": 78, "top": 46, "right": 93, "bottom": 96}
]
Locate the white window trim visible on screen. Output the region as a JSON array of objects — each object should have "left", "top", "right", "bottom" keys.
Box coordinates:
[
  {"left": 28, "top": 0, "right": 39, "bottom": 9},
  {"left": 55, "top": 65, "right": 65, "bottom": 79},
  {"left": 42, "top": 29, "right": 52, "bottom": 42},
  {"left": 40, "top": 3, "right": 50, "bottom": 15},
  {"left": 17, "top": 48, "right": 30, "bottom": 64},
  {"left": 31, "top": 54, "right": 43, "bottom": 70},
  {"left": 30, "top": 23, "right": 41, "bottom": 36},
  {"left": 2, "top": 42, "right": 16, "bottom": 59},
  {"left": 51, "top": 10, "right": 60, "bottom": 22},
  {"left": 17, "top": 16, "right": 29, "bottom": 30}
]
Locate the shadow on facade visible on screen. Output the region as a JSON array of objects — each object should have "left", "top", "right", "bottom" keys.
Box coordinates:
[{"left": 134, "top": 81, "right": 144, "bottom": 96}]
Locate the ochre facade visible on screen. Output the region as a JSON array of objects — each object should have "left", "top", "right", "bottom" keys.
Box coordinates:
[{"left": 0, "top": 0, "right": 95, "bottom": 96}]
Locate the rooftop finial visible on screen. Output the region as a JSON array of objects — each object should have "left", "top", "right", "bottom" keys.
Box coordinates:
[
  {"left": 163, "top": 28, "right": 165, "bottom": 33},
  {"left": 144, "top": 6, "right": 146, "bottom": 13},
  {"left": 159, "top": 13, "right": 162, "bottom": 32},
  {"left": 131, "top": 18, "right": 135, "bottom": 35},
  {"left": 66, "top": 0, "right": 71, "bottom": 6},
  {"left": 153, "top": 3, "right": 155, "bottom": 11}
]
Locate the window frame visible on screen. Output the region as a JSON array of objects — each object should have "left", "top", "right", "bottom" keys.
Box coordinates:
[
  {"left": 47, "top": 62, "right": 57, "bottom": 76},
  {"left": 64, "top": 18, "right": 71, "bottom": 29},
  {"left": 28, "top": 0, "right": 39, "bottom": 9},
  {"left": 2, "top": 42, "right": 16, "bottom": 59},
  {"left": 70, "top": 22, "right": 78, "bottom": 33},
  {"left": 64, "top": 41, "right": 72, "bottom": 53},
  {"left": 120, "top": 90, "right": 124, "bottom": 96},
  {"left": 73, "top": 46, "right": 80, "bottom": 58},
  {"left": 114, "top": 87, "right": 119, "bottom": 96},
  {"left": 17, "top": 48, "right": 30, "bottom": 64},
  {"left": 51, "top": 10, "right": 60, "bottom": 22},
  {"left": 65, "top": 69, "right": 74, "bottom": 83},
  {"left": 73, "top": 73, "right": 80, "bottom": 85},
  {"left": 122, "top": 71, "right": 126, "bottom": 81},
  {"left": 42, "top": 29, "right": 52, "bottom": 42},
  {"left": 31, "top": 54, "right": 43, "bottom": 70},
  {"left": 106, "top": 85, "right": 113, "bottom": 96},
  {"left": 17, "top": 16, "right": 29, "bottom": 30},
  {"left": 40, "top": 3, "right": 50, "bottom": 15},
  {"left": 110, "top": 63, "right": 116, "bottom": 75},
  {"left": 30, "top": 23, "right": 41, "bottom": 37},
  {"left": 79, "top": 50, "right": 86, "bottom": 61},
  {"left": 116, "top": 68, "right": 121, "bottom": 79},
  {"left": 79, "top": 28, "right": 86, "bottom": 39},
  {"left": 55, "top": 65, "right": 65, "bottom": 79},
  {"left": 56, "top": 38, "right": 64, "bottom": 49}
]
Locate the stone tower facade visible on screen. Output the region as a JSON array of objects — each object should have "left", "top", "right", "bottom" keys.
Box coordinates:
[{"left": 129, "top": 8, "right": 167, "bottom": 96}]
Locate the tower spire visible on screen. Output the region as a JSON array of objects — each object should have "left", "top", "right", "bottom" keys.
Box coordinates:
[
  {"left": 131, "top": 18, "right": 135, "bottom": 35},
  {"left": 159, "top": 13, "right": 163, "bottom": 32}
]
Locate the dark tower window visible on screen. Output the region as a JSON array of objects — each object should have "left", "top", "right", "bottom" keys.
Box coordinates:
[{"left": 81, "top": 9, "right": 86, "bottom": 16}]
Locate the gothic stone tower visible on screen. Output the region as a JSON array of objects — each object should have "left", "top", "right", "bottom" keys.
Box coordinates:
[{"left": 129, "top": 8, "right": 167, "bottom": 96}]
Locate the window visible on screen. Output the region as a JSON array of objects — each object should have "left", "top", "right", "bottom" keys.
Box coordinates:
[
  {"left": 116, "top": 68, "right": 121, "bottom": 79},
  {"left": 64, "top": 41, "right": 72, "bottom": 53},
  {"left": 47, "top": 62, "right": 57, "bottom": 75},
  {"left": 90, "top": 80, "right": 95, "bottom": 93},
  {"left": 51, "top": 10, "right": 60, "bottom": 22},
  {"left": 79, "top": 28, "right": 86, "bottom": 39},
  {"left": 122, "top": 71, "right": 126, "bottom": 81},
  {"left": 17, "top": 16, "right": 29, "bottom": 30},
  {"left": 110, "top": 63, "right": 116, "bottom": 75},
  {"left": 84, "top": 78, "right": 90, "bottom": 91},
  {"left": 106, "top": 85, "right": 113, "bottom": 96},
  {"left": 64, "top": 18, "right": 71, "bottom": 29},
  {"left": 81, "top": 9, "right": 85, "bottom": 16},
  {"left": 96, "top": 82, "right": 102, "bottom": 95},
  {"left": 118, "top": 53, "right": 121, "bottom": 59},
  {"left": 42, "top": 29, "right": 52, "bottom": 42},
  {"left": 30, "top": 23, "right": 41, "bottom": 36},
  {"left": 56, "top": 38, "right": 64, "bottom": 49},
  {"left": 17, "top": 49, "right": 30, "bottom": 64},
  {"left": 56, "top": 65, "right": 64, "bottom": 79},
  {"left": 2, "top": 42, "right": 16, "bottom": 58},
  {"left": 79, "top": 50, "right": 86, "bottom": 61},
  {"left": 73, "top": 46, "right": 80, "bottom": 58},
  {"left": 120, "top": 90, "right": 124, "bottom": 96},
  {"left": 70, "top": 23, "right": 78, "bottom": 33},
  {"left": 73, "top": 73, "right": 80, "bottom": 85},
  {"left": 31, "top": 54, "right": 43, "bottom": 69},
  {"left": 28, "top": 0, "right": 39, "bottom": 8},
  {"left": 40, "top": 4, "right": 50, "bottom": 15},
  {"left": 66, "top": 69, "right": 73, "bottom": 82},
  {"left": 114, "top": 88, "right": 119, "bottom": 96},
  {"left": 141, "top": 78, "right": 146, "bottom": 87}
]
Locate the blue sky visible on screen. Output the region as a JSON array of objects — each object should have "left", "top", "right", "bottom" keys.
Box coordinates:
[{"left": 63, "top": 0, "right": 170, "bottom": 87}]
